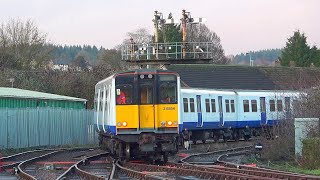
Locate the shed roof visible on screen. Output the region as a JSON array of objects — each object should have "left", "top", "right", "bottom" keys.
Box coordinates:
[
  {"left": 167, "top": 65, "right": 276, "bottom": 90},
  {"left": 0, "top": 87, "right": 87, "bottom": 102},
  {"left": 167, "top": 65, "right": 320, "bottom": 90}
]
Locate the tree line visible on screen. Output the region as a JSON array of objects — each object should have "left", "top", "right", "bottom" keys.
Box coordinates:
[{"left": 234, "top": 49, "right": 282, "bottom": 66}]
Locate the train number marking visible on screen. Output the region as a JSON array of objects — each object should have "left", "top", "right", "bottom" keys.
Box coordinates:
[{"left": 163, "top": 107, "right": 175, "bottom": 110}]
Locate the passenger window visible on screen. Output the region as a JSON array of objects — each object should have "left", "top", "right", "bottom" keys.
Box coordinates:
[
  {"left": 285, "top": 97, "right": 290, "bottom": 111},
  {"left": 243, "top": 100, "right": 249, "bottom": 112},
  {"left": 211, "top": 99, "right": 216, "bottom": 112},
  {"left": 277, "top": 100, "right": 283, "bottom": 111},
  {"left": 251, "top": 100, "right": 257, "bottom": 112},
  {"left": 270, "top": 100, "right": 275, "bottom": 112},
  {"left": 225, "top": 100, "right": 230, "bottom": 112},
  {"left": 183, "top": 98, "right": 189, "bottom": 112},
  {"left": 231, "top": 100, "right": 235, "bottom": 112},
  {"left": 100, "top": 91, "right": 103, "bottom": 111},
  {"left": 196, "top": 95, "right": 202, "bottom": 113},
  {"left": 205, "top": 99, "right": 210, "bottom": 112},
  {"left": 94, "top": 93, "right": 98, "bottom": 111},
  {"left": 190, "top": 98, "right": 195, "bottom": 112},
  {"left": 105, "top": 87, "right": 109, "bottom": 111}
]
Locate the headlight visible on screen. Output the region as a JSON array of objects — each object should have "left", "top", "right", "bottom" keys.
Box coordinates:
[
  {"left": 167, "top": 121, "right": 173, "bottom": 126},
  {"left": 122, "top": 122, "right": 127, "bottom": 127},
  {"left": 161, "top": 121, "right": 166, "bottom": 127},
  {"left": 173, "top": 121, "right": 178, "bottom": 125},
  {"left": 117, "top": 122, "right": 122, "bottom": 127}
]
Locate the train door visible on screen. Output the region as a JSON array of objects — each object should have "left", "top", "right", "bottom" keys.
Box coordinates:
[
  {"left": 218, "top": 96, "right": 224, "bottom": 126},
  {"left": 196, "top": 95, "right": 203, "bottom": 127},
  {"left": 260, "top": 97, "right": 267, "bottom": 124},
  {"left": 139, "top": 79, "right": 155, "bottom": 130}
]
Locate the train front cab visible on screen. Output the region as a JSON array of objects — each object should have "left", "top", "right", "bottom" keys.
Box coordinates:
[{"left": 114, "top": 71, "right": 181, "bottom": 160}]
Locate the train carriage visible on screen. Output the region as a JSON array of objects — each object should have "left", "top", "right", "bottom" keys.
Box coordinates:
[
  {"left": 95, "top": 69, "right": 181, "bottom": 162},
  {"left": 180, "top": 88, "right": 299, "bottom": 143}
]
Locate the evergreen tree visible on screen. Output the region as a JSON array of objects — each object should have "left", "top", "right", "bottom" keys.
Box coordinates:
[
  {"left": 158, "top": 13, "right": 182, "bottom": 43},
  {"left": 280, "top": 30, "right": 312, "bottom": 67}
]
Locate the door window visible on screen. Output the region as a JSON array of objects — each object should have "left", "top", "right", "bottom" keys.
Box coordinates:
[{"left": 140, "top": 83, "right": 153, "bottom": 104}]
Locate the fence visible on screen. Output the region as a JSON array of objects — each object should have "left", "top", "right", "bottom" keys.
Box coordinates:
[{"left": 0, "top": 108, "right": 97, "bottom": 149}]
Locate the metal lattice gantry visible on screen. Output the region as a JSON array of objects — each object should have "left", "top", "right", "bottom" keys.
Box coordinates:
[
  {"left": 121, "top": 9, "right": 212, "bottom": 65},
  {"left": 121, "top": 41, "right": 214, "bottom": 64}
]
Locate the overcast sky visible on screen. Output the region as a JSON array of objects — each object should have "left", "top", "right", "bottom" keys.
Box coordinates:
[{"left": 1, "top": 0, "right": 319, "bottom": 55}]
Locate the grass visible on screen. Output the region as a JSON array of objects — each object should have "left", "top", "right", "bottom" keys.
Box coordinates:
[
  {"left": 285, "top": 166, "right": 320, "bottom": 176},
  {"left": 241, "top": 155, "right": 320, "bottom": 176}
]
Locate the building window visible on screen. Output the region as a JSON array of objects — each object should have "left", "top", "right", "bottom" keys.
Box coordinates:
[
  {"left": 251, "top": 100, "right": 257, "bottom": 112},
  {"left": 183, "top": 98, "right": 188, "bottom": 112},
  {"left": 243, "top": 100, "right": 250, "bottom": 112},
  {"left": 277, "top": 100, "right": 283, "bottom": 111},
  {"left": 190, "top": 98, "right": 195, "bottom": 112},
  {"left": 225, "top": 99, "right": 230, "bottom": 112},
  {"left": 231, "top": 100, "right": 235, "bottom": 112},
  {"left": 205, "top": 99, "right": 210, "bottom": 112},
  {"left": 211, "top": 99, "right": 216, "bottom": 112},
  {"left": 270, "top": 100, "right": 275, "bottom": 112}
]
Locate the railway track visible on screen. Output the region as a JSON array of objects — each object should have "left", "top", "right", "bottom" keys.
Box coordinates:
[
  {"left": 2, "top": 145, "right": 319, "bottom": 179},
  {"left": 58, "top": 151, "right": 111, "bottom": 180},
  {"left": 180, "top": 145, "right": 253, "bottom": 164},
  {"left": 174, "top": 145, "right": 320, "bottom": 180},
  {"left": 215, "top": 150, "right": 320, "bottom": 180},
  {"left": 12, "top": 148, "right": 109, "bottom": 180},
  {"left": 0, "top": 149, "right": 56, "bottom": 172}
]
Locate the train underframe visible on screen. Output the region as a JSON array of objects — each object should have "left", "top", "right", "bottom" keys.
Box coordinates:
[
  {"left": 188, "top": 126, "right": 269, "bottom": 144},
  {"left": 99, "top": 132, "right": 179, "bottom": 163}
]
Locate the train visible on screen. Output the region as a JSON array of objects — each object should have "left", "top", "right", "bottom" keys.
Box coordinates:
[
  {"left": 95, "top": 69, "right": 299, "bottom": 161},
  {"left": 95, "top": 69, "right": 181, "bottom": 162},
  {"left": 181, "top": 88, "right": 298, "bottom": 143}
]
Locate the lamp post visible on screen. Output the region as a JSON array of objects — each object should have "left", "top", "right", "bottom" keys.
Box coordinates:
[
  {"left": 8, "top": 78, "right": 15, "bottom": 88},
  {"left": 246, "top": 53, "right": 253, "bottom": 66}
]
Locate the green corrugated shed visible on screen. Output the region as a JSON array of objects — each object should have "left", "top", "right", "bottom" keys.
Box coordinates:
[{"left": 0, "top": 87, "right": 87, "bottom": 109}]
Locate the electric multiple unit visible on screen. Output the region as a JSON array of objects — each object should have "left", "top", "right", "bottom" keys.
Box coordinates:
[
  {"left": 95, "top": 69, "right": 181, "bottom": 162},
  {"left": 95, "top": 69, "right": 299, "bottom": 160}
]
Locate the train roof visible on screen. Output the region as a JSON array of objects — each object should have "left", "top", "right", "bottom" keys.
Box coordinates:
[
  {"left": 236, "top": 91, "right": 300, "bottom": 97},
  {"left": 167, "top": 64, "right": 320, "bottom": 90},
  {"left": 182, "top": 88, "right": 236, "bottom": 95},
  {"left": 0, "top": 87, "right": 87, "bottom": 102},
  {"left": 114, "top": 69, "right": 179, "bottom": 75},
  {"left": 182, "top": 87, "right": 300, "bottom": 96},
  {"left": 96, "top": 69, "right": 180, "bottom": 86}
]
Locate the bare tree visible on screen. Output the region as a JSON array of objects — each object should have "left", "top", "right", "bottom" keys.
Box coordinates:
[
  {"left": 124, "top": 28, "right": 152, "bottom": 44},
  {"left": 260, "top": 87, "right": 320, "bottom": 168},
  {"left": 96, "top": 48, "right": 128, "bottom": 72},
  {"left": 0, "top": 19, "right": 50, "bottom": 70},
  {"left": 186, "top": 24, "right": 229, "bottom": 64}
]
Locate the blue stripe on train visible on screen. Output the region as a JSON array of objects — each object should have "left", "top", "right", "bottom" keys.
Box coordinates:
[
  {"left": 183, "top": 120, "right": 279, "bottom": 130},
  {"left": 96, "top": 125, "right": 116, "bottom": 134}
]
